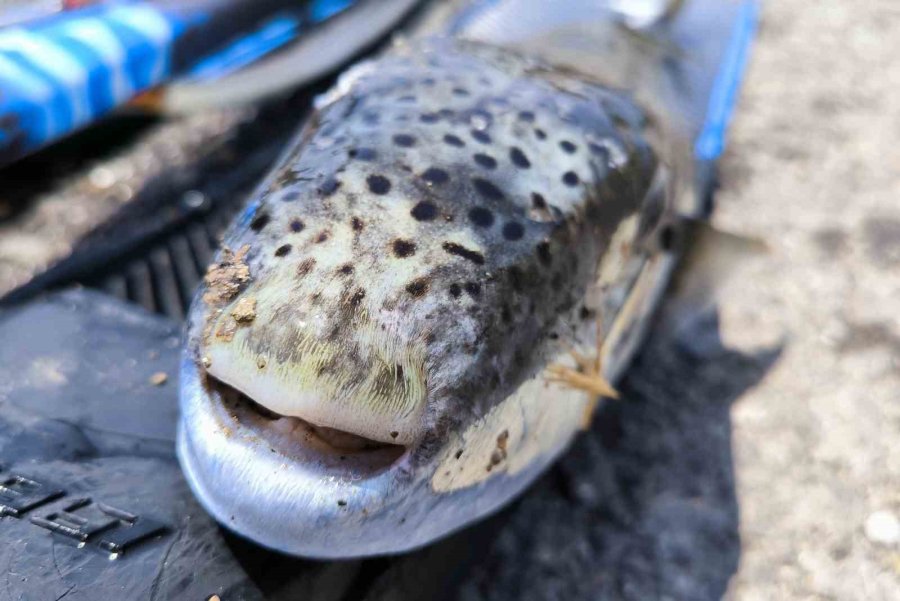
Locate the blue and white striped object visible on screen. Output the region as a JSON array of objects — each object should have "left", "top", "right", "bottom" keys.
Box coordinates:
[
  {"left": 0, "top": 3, "right": 191, "bottom": 162},
  {"left": 0, "top": 0, "right": 362, "bottom": 165}
]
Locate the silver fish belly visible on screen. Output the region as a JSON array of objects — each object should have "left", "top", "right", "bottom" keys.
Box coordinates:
[{"left": 177, "top": 32, "right": 678, "bottom": 557}]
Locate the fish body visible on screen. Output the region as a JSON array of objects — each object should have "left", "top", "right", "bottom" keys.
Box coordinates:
[{"left": 178, "top": 0, "right": 756, "bottom": 557}]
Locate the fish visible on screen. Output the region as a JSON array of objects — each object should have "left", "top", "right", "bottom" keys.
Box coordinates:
[{"left": 177, "top": 0, "right": 758, "bottom": 557}]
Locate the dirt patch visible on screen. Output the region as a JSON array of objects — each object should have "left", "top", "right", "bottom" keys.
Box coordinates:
[{"left": 202, "top": 245, "right": 251, "bottom": 307}]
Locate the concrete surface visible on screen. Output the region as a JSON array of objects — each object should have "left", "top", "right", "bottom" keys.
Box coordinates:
[{"left": 717, "top": 1, "right": 900, "bottom": 599}]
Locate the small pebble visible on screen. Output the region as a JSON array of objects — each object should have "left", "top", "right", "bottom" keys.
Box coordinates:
[
  {"left": 865, "top": 510, "right": 900, "bottom": 546},
  {"left": 149, "top": 372, "right": 168, "bottom": 386}
]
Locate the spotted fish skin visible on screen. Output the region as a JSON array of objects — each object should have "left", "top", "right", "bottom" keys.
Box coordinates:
[{"left": 192, "top": 38, "right": 662, "bottom": 449}]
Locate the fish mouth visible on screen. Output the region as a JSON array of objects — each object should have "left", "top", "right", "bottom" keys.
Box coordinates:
[
  {"left": 178, "top": 352, "right": 427, "bottom": 557},
  {"left": 205, "top": 373, "right": 408, "bottom": 475},
  {"left": 177, "top": 344, "right": 583, "bottom": 558}
]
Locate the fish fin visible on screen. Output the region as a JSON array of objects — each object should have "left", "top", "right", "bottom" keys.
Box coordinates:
[
  {"left": 667, "top": 217, "right": 768, "bottom": 312},
  {"left": 546, "top": 317, "right": 620, "bottom": 430}
]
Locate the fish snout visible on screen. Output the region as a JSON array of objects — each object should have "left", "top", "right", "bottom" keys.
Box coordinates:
[{"left": 199, "top": 288, "right": 430, "bottom": 448}]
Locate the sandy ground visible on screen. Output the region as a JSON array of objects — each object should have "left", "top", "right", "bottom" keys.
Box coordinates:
[{"left": 715, "top": 1, "right": 900, "bottom": 598}]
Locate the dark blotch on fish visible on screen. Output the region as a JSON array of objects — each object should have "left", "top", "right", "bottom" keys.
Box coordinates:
[
  {"left": 510, "top": 147, "right": 530, "bottom": 169},
  {"left": 367, "top": 174, "right": 392, "bottom": 195},
  {"left": 473, "top": 153, "right": 497, "bottom": 170},
  {"left": 250, "top": 214, "right": 270, "bottom": 232},
  {"left": 406, "top": 278, "right": 429, "bottom": 298},
  {"left": 468, "top": 206, "right": 495, "bottom": 228},
  {"left": 421, "top": 167, "right": 449, "bottom": 185},
  {"left": 444, "top": 134, "right": 465, "bottom": 147},
  {"left": 443, "top": 241, "right": 485, "bottom": 265},
  {"left": 349, "top": 147, "right": 377, "bottom": 161},
  {"left": 392, "top": 134, "right": 416, "bottom": 148},
  {"left": 472, "top": 178, "right": 503, "bottom": 201},
  {"left": 411, "top": 201, "right": 438, "bottom": 221},
  {"left": 392, "top": 239, "right": 417, "bottom": 258}
]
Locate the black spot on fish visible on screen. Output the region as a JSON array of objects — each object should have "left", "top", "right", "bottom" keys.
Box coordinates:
[
  {"left": 442, "top": 242, "right": 485, "bottom": 265},
  {"left": 392, "top": 239, "right": 417, "bottom": 258},
  {"left": 349, "top": 147, "right": 376, "bottom": 161},
  {"left": 250, "top": 213, "right": 270, "bottom": 231},
  {"left": 411, "top": 201, "right": 438, "bottom": 221},
  {"left": 452, "top": 87, "right": 470, "bottom": 97},
  {"left": 289, "top": 219, "right": 304, "bottom": 233},
  {"left": 449, "top": 283, "right": 462, "bottom": 298},
  {"left": 472, "top": 178, "right": 503, "bottom": 201},
  {"left": 559, "top": 140, "right": 577, "bottom": 154},
  {"left": 471, "top": 130, "right": 491, "bottom": 144},
  {"left": 562, "top": 171, "right": 580, "bottom": 187},
  {"left": 444, "top": 134, "right": 465, "bottom": 147},
  {"left": 351, "top": 216, "right": 364, "bottom": 231},
  {"left": 367, "top": 174, "right": 391, "bottom": 195},
  {"left": 518, "top": 110, "right": 535, "bottom": 123},
  {"left": 502, "top": 222, "right": 525, "bottom": 241},
  {"left": 318, "top": 176, "right": 341, "bottom": 196},
  {"left": 316, "top": 230, "right": 330, "bottom": 243},
  {"left": 392, "top": 134, "right": 416, "bottom": 148},
  {"left": 473, "top": 153, "right": 497, "bottom": 170},
  {"left": 510, "top": 147, "right": 530, "bottom": 169},
  {"left": 468, "top": 206, "right": 495, "bottom": 228},
  {"left": 406, "top": 278, "right": 429, "bottom": 298},
  {"left": 338, "top": 264, "right": 354, "bottom": 275},
  {"left": 531, "top": 192, "right": 547, "bottom": 210},
  {"left": 421, "top": 167, "right": 449, "bottom": 185},
  {"left": 420, "top": 112, "right": 440, "bottom": 123},
  {"left": 464, "top": 282, "right": 481, "bottom": 297},
  {"left": 535, "top": 128, "right": 547, "bottom": 140},
  {"left": 274, "top": 244, "right": 292, "bottom": 257}
]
